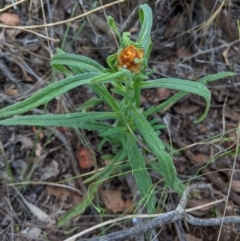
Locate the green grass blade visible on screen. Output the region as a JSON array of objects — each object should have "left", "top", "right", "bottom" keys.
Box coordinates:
[
  {"left": 0, "top": 73, "right": 98, "bottom": 118},
  {"left": 127, "top": 132, "right": 156, "bottom": 213},
  {"left": 140, "top": 78, "right": 211, "bottom": 123},
  {"left": 129, "top": 105, "right": 178, "bottom": 187}
]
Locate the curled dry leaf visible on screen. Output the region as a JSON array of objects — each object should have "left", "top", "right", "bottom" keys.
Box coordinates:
[
  {"left": 76, "top": 148, "right": 95, "bottom": 169},
  {"left": 0, "top": 13, "right": 21, "bottom": 25}
]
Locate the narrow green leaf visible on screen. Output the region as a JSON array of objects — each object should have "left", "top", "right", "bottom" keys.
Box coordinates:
[
  {"left": 0, "top": 73, "right": 98, "bottom": 118},
  {"left": 90, "top": 69, "right": 129, "bottom": 85},
  {"left": 144, "top": 72, "right": 235, "bottom": 123},
  {"left": 129, "top": 105, "right": 178, "bottom": 187},
  {"left": 137, "top": 4, "right": 153, "bottom": 58},
  {"left": 51, "top": 52, "right": 106, "bottom": 73},
  {"left": 140, "top": 78, "right": 211, "bottom": 123},
  {"left": 198, "top": 71, "right": 235, "bottom": 84},
  {"left": 127, "top": 132, "right": 156, "bottom": 213},
  {"left": 0, "top": 112, "right": 118, "bottom": 131},
  {"left": 89, "top": 84, "right": 119, "bottom": 112},
  {"left": 51, "top": 64, "right": 72, "bottom": 77},
  {"left": 100, "top": 126, "right": 127, "bottom": 137},
  {"left": 107, "top": 16, "right": 121, "bottom": 43},
  {"left": 78, "top": 98, "right": 103, "bottom": 111}
]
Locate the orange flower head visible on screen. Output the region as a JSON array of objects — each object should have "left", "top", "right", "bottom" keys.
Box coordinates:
[{"left": 117, "top": 45, "right": 144, "bottom": 73}]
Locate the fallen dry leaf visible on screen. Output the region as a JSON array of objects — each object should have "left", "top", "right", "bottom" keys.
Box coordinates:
[
  {"left": 222, "top": 46, "right": 230, "bottom": 65},
  {"left": 156, "top": 88, "right": 170, "bottom": 101},
  {"left": 33, "top": 126, "right": 44, "bottom": 140},
  {"left": 189, "top": 152, "right": 210, "bottom": 164},
  {"left": 15, "top": 187, "right": 55, "bottom": 224},
  {"left": 24, "top": 75, "right": 34, "bottom": 82},
  {"left": 21, "top": 227, "right": 41, "bottom": 238},
  {"left": 4, "top": 84, "right": 19, "bottom": 96},
  {"left": 35, "top": 143, "right": 42, "bottom": 157},
  {"left": 5, "top": 29, "right": 22, "bottom": 38},
  {"left": 76, "top": 148, "right": 95, "bottom": 169},
  {"left": 40, "top": 160, "right": 59, "bottom": 180},
  {"left": 101, "top": 189, "right": 133, "bottom": 214},
  {"left": 15, "top": 135, "right": 34, "bottom": 149},
  {"left": 187, "top": 198, "right": 215, "bottom": 217},
  {"left": 0, "top": 13, "right": 21, "bottom": 25},
  {"left": 231, "top": 180, "right": 240, "bottom": 192},
  {"left": 173, "top": 104, "right": 201, "bottom": 115},
  {"left": 44, "top": 186, "right": 82, "bottom": 208},
  {"left": 224, "top": 107, "right": 240, "bottom": 122},
  {"left": 186, "top": 149, "right": 210, "bottom": 164},
  {"left": 177, "top": 45, "right": 192, "bottom": 58}
]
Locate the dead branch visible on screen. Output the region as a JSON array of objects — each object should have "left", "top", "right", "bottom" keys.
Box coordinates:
[{"left": 64, "top": 184, "right": 240, "bottom": 241}]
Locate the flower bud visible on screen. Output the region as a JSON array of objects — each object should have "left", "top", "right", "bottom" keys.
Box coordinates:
[{"left": 117, "top": 45, "right": 144, "bottom": 73}]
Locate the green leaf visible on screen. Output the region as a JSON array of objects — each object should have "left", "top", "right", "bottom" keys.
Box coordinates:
[
  {"left": 0, "top": 112, "right": 119, "bottom": 127},
  {"left": 89, "top": 84, "right": 120, "bottom": 112},
  {"left": 51, "top": 64, "right": 72, "bottom": 77},
  {"left": 90, "top": 68, "right": 129, "bottom": 85},
  {"left": 144, "top": 72, "right": 235, "bottom": 122},
  {"left": 140, "top": 78, "right": 211, "bottom": 123},
  {"left": 129, "top": 105, "right": 178, "bottom": 187},
  {"left": 127, "top": 132, "right": 156, "bottom": 213},
  {"left": 100, "top": 126, "right": 127, "bottom": 137},
  {"left": 137, "top": 4, "right": 153, "bottom": 58},
  {"left": 197, "top": 71, "right": 235, "bottom": 84},
  {"left": 107, "top": 16, "right": 122, "bottom": 44},
  {"left": 0, "top": 73, "right": 98, "bottom": 118},
  {"left": 51, "top": 52, "right": 106, "bottom": 73},
  {"left": 78, "top": 98, "right": 103, "bottom": 111}
]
